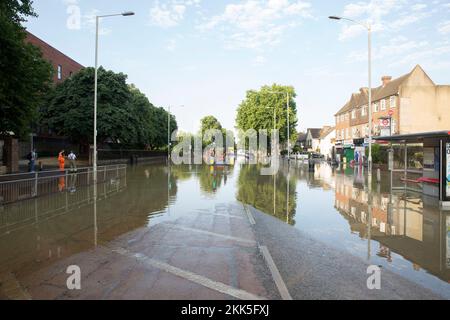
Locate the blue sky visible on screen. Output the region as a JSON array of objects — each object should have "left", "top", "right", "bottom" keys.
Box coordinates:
[{"left": 25, "top": 0, "right": 450, "bottom": 133}]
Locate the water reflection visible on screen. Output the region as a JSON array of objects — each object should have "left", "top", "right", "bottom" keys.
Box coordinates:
[
  {"left": 0, "top": 160, "right": 449, "bottom": 298},
  {"left": 0, "top": 163, "right": 176, "bottom": 286},
  {"left": 237, "top": 162, "right": 297, "bottom": 225},
  {"left": 334, "top": 169, "right": 450, "bottom": 283}
]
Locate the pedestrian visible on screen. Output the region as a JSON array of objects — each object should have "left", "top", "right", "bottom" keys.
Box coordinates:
[
  {"left": 58, "top": 150, "right": 65, "bottom": 171},
  {"left": 28, "top": 149, "right": 37, "bottom": 172},
  {"left": 68, "top": 150, "right": 77, "bottom": 172}
]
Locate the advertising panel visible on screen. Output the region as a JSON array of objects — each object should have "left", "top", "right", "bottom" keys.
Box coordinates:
[{"left": 447, "top": 143, "right": 450, "bottom": 198}]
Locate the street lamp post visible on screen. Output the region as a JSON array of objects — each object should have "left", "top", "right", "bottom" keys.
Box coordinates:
[
  {"left": 93, "top": 11, "right": 134, "bottom": 183},
  {"left": 329, "top": 16, "right": 372, "bottom": 173},
  {"left": 265, "top": 91, "right": 291, "bottom": 162},
  {"left": 167, "top": 105, "right": 184, "bottom": 162}
]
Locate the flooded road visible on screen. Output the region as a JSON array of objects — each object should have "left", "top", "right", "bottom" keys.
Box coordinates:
[{"left": 0, "top": 159, "right": 449, "bottom": 299}]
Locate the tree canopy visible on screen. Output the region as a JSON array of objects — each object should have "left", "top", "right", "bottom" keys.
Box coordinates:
[
  {"left": 41, "top": 67, "right": 177, "bottom": 150},
  {"left": 0, "top": 0, "right": 53, "bottom": 137},
  {"left": 235, "top": 84, "right": 298, "bottom": 146}
]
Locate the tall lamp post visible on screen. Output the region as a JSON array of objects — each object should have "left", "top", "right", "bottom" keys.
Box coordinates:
[
  {"left": 266, "top": 91, "right": 291, "bottom": 163},
  {"left": 167, "top": 105, "right": 184, "bottom": 162},
  {"left": 93, "top": 11, "right": 135, "bottom": 183},
  {"left": 329, "top": 16, "right": 372, "bottom": 173}
]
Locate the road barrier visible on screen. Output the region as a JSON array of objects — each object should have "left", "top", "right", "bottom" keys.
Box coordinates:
[{"left": 0, "top": 164, "right": 127, "bottom": 205}]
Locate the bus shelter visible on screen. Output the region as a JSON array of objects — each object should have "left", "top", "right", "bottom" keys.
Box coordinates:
[{"left": 375, "top": 131, "right": 450, "bottom": 209}]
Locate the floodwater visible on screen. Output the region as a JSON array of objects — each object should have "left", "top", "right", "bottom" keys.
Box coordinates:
[{"left": 0, "top": 159, "right": 449, "bottom": 299}]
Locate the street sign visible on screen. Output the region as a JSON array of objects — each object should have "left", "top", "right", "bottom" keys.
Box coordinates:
[{"left": 379, "top": 118, "right": 391, "bottom": 127}]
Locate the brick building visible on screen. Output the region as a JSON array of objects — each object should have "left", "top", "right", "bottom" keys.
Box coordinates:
[
  {"left": 25, "top": 31, "right": 84, "bottom": 84},
  {"left": 334, "top": 65, "right": 450, "bottom": 162}
]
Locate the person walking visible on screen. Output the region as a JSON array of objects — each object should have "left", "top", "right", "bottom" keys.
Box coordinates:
[
  {"left": 58, "top": 150, "right": 65, "bottom": 171},
  {"left": 28, "top": 149, "right": 37, "bottom": 172},
  {"left": 68, "top": 151, "right": 77, "bottom": 172}
]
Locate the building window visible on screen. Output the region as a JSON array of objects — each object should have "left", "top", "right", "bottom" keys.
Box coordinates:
[
  {"left": 57, "top": 65, "right": 62, "bottom": 80},
  {"left": 373, "top": 102, "right": 378, "bottom": 113},
  {"left": 69, "top": 71, "right": 73, "bottom": 77},
  {"left": 351, "top": 110, "right": 356, "bottom": 119},
  {"left": 361, "top": 105, "right": 367, "bottom": 116},
  {"left": 392, "top": 119, "right": 397, "bottom": 134},
  {"left": 390, "top": 96, "right": 396, "bottom": 108},
  {"left": 381, "top": 99, "right": 386, "bottom": 111}
]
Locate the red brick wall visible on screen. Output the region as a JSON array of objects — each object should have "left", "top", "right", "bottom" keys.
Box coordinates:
[{"left": 25, "top": 31, "right": 84, "bottom": 84}]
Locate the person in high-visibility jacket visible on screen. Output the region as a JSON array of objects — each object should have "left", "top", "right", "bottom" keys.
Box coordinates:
[{"left": 58, "top": 150, "right": 65, "bottom": 171}]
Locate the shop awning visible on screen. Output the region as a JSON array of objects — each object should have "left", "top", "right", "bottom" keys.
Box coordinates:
[{"left": 374, "top": 131, "right": 450, "bottom": 143}]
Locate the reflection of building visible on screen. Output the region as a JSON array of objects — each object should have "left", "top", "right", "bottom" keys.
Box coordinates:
[{"left": 334, "top": 170, "right": 450, "bottom": 282}]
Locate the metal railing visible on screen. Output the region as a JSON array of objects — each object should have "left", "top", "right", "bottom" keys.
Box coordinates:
[{"left": 0, "top": 164, "right": 127, "bottom": 205}]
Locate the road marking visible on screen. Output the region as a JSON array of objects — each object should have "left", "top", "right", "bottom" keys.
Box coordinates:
[
  {"left": 162, "top": 223, "right": 256, "bottom": 245},
  {"left": 112, "top": 247, "right": 266, "bottom": 300},
  {"left": 191, "top": 212, "right": 245, "bottom": 220},
  {"left": 259, "top": 245, "right": 292, "bottom": 300},
  {"left": 243, "top": 204, "right": 256, "bottom": 225}
]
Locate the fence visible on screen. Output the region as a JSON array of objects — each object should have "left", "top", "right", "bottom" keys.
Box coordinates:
[{"left": 0, "top": 164, "right": 127, "bottom": 205}]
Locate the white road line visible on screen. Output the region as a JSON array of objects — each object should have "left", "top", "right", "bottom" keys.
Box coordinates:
[
  {"left": 112, "top": 247, "right": 266, "bottom": 300},
  {"left": 243, "top": 204, "right": 256, "bottom": 225},
  {"left": 259, "top": 245, "right": 292, "bottom": 300},
  {"left": 192, "top": 212, "right": 245, "bottom": 220},
  {"left": 162, "top": 223, "right": 256, "bottom": 245}
]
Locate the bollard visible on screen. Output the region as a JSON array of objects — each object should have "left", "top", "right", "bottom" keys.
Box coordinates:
[{"left": 377, "top": 168, "right": 381, "bottom": 183}]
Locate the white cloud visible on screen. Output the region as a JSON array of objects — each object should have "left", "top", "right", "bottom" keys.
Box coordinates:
[
  {"left": 349, "top": 36, "right": 429, "bottom": 61},
  {"left": 338, "top": 0, "right": 407, "bottom": 40},
  {"left": 149, "top": 3, "right": 186, "bottom": 28},
  {"left": 197, "top": 0, "right": 312, "bottom": 50},
  {"left": 253, "top": 55, "right": 267, "bottom": 66},
  {"left": 411, "top": 3, "right": 427, "bottom": 11},
  {"left": 166, "top": 39, "right": 177, "bottom": 51},
  {"left": 83, "top": 9, "right": 112, "bottom": 35},
  {"left": 438, "top": 20, "right": 450, "bottom": 34}
]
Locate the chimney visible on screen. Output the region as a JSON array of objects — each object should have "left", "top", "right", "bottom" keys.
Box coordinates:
[{"left": 382, "top": 76, "right": 392, "bottom": 87}]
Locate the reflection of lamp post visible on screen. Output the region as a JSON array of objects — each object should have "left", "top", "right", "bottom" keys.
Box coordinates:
[
  {"left": 93, "top": 11, "right": 135, "bottom": 183},
  {"left": 329, "top": 16, "right": 372, "bottom": 173}
]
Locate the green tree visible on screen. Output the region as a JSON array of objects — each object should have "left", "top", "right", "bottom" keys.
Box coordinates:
[
  {"left": 199, "top": 115, "right": 224, "bottom": 147},
  {"left": 236, "top": 84, "right": 298, "bottom": 146},
  {"left": 0, "top": 0, "right": 53, "bottom": 137},
  {"left": 41, "top": 67, "right": 177, "bottom": 149}
]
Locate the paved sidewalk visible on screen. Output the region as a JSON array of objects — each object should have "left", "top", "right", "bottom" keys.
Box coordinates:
[
  {"left": 12, "top": 203, "right": 280, "bottom": 300},
  {"left": 1, "top": 202, "right": 444, "bottom": 300}
]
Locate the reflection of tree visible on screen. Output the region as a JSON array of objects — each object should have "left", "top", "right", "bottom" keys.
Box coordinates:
[
  {"left": 170, "top": 165, "right": 193, "bottom": 181},
  {"left": 198, "top": 165, "right": 229, "bottom": 194},
  {"left": 237, "top": 165, "right": 296, "bottom": 225}
]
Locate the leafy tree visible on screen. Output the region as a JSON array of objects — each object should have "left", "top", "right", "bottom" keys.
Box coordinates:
[
  {"left": 0, "top": 0, "right": 53, "bottom": 137},
  {"left": 41, "top": 67, "right": 177, "bottom": 149},
  {"left": 199, "top": 115, "right": 225, "bottom": 147},
  {"left": 236, "top": 84, "right": 298, "bottom": 146}
]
